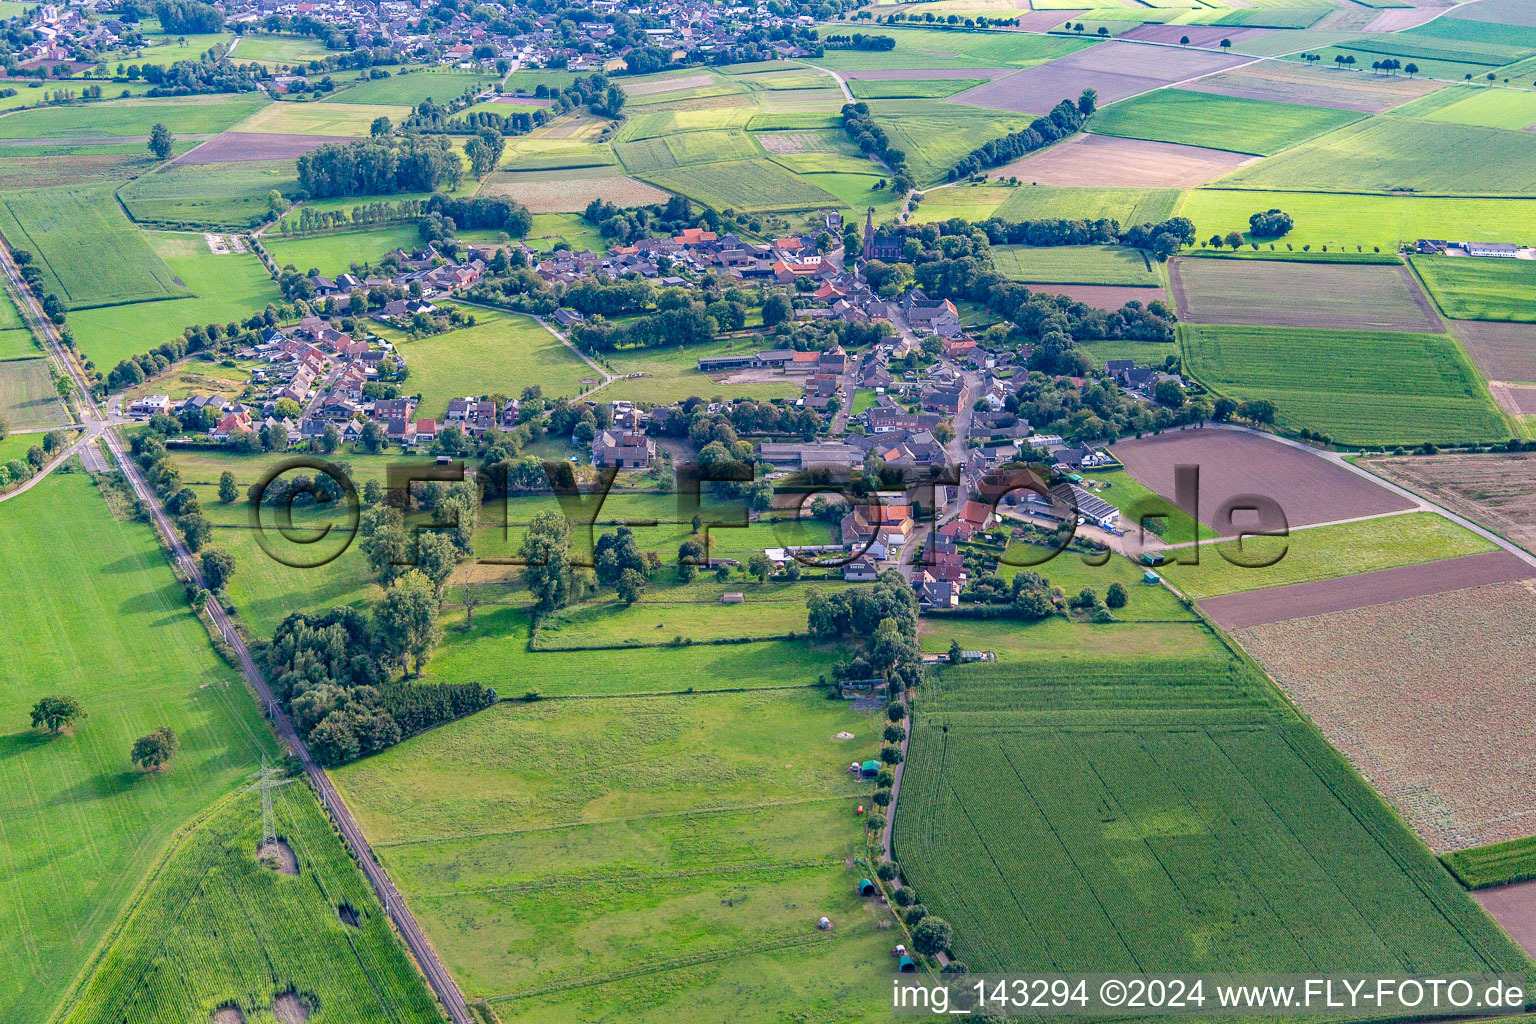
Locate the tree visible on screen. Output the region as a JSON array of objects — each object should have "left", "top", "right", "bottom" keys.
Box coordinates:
[
  {"left": 1219, "top": 37, "right": 1232, "bottom": 51},
  {"left": 148, "top": 122, "right": 173, "bottom": 161},
  {"left": 30, "top": 694, "right": 85, "bottom": 733},
  {"left": 1236, "top": 398, "right": 1276, "bottom": 424},
  {"left": 360, "top": 419, "right": 387, "bottom": 453},
  {"left": 1223, "top": 230, "right": 1244, "bottom": 250},
  {"left": 616, "top": 567, "right": 648, "bottom": 606},
  {"left": 1153, "top": 379, "right": 1185, "bottom": 408},
  {"left": 887, "top": 700, "right": 907, "bottom": 723},
  {"left": 1076, "top": 87, "right": 1097, "bottom": 117},
  {"left": 746, "top": 553, "right": 773, "bottom": 582},
  {"left": 373, "top": 570, "right": 443, "bottom": 677},
  {"left": 201, "top": 546, "right": 235, "bottom": 590},
  {"left": 369, "top": 115, "right": 392, "bottom": 137},
  {"left": 1248, "top": 208, "right": 1293, "bottom": 238},
  {"left": 932, "top": 421, "right": 955, "bottom": 444},
  {"left": 912, "top": 916, "right": 954, "bottom": 956},
  {"left": 948, "top": 638, "right": 963, "bottom": 665},
  {"left": 761, "top": 292, "right": 792, "bottom": 327},
  {"left": 131, "top": 725, "right": 179, "bottom": 772},
  {"left": 1106, "top": 581, "right": 1128, "bottom": 609},
  {"left": 1096, "top": 25, "right": 1108, "bottom": 36},
  {"left": 1405, "top": 62, "right": 1418, "bottom": 78},
  {"left": 1179, "top": 34, "right": 1189, "bottom": 44},
  {"left": 1212, "top": 397, "right": 1238, "bottom": 421},
  {"left": 678, "top": 538, "right": 706, "bottom": 582},
  {"left": 521, "top": 510, "right": 573, "bottom": 611},
  {"left": 218, "top": 470, "right": 238, "bottom": 503}
]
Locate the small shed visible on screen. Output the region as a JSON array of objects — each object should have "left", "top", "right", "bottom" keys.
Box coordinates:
[
  {"left": 721, "top": 592, "right": 744, "bottom": 604},
  {"left": 898, "top": 955, "right": 917, "bottom": 973},
  {"left": 860, "top": 760, "right": 881, "bottom": 779},
  {"left": 1143, "top": 571, "right": 1162, "bottom": 584},
  {"left": 858, "top": 878, "right": 877, "bottom": 897}
]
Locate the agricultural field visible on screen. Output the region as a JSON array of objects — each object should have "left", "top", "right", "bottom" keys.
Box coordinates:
[
  {"left": 321, "top": 68, "right": 498, "bottom": 106},
  {"left": 1181, "top": 60, "right": 1445, "bottom": 112},
  {"left": 1235, "top": 579, "right": 1536, "bottom": 851},
  {"left": 331, "top": 689, "right": 898, "bottom": 1021},
  {"left": 1218, "top": 115, "right": 1536, "bottom": 195},
  {"left": 483, "top": 168, "right": 672, "bottom": 212},
  {"left": 1180, "top": 323, "right": 1510, "bottom": 444},
  {"left": 1169, "top": 257, "right": 1443, "bottom": 332},
  {"left": 1410, "top": 255, "right": 1536, "bottom": 322},
  {"left": 866, "top": 99, "right": 1034, "bottom": 185},
  {"left": 642, "top": 159, "right": 840, "bottom": 213},
  {"left": 58, "top": 786, "right": 442, "bottom": 1023},
  {"left": 895, "top": 622, "right": 1529, "bottom": 978},
  {"left": 0, "top": 354, "right": 67, "bottom": 429},
  {"left": 0, "top": 472, "right": 276, "bottom": 1024},
  {"left": 401, "top": 306, "right": 597, "bottom": 414},
  {"left": 68, "top": 230, "right": 283, "bottom": 369},
  {"left": 531, "top": 595, "right": 811, "bottom": 649},
  {"left": 230, "top": 100, "right": 413, "bottom": 137},
  {"left": 992, "top": 133, "right": 1260, "bottom": 188},
  {"left": 119, "top": 160, "right": 300, "bottom": 226},
  {"left": 993, "top": 184, "right": 1181, "bottom": 225},
  {"left": 0, "top": 93, "right": 267, "bottom": 139},
  {"left": 0, "top": 184, "right": 186, "bottom": 309},
  {"left": 1177, "top": 189, "right": 1536, "bottom": 252},
  {"left": 814, "top": 25, "right": 1094, "bottom": 71},
  {"left": 228, "top": 31, "right": 335, "bottom": 65},
  {"left": 1360, "top": 452, "right": 1536, "bottom": 552},
  {"left": 991, "top": 245, "right": 1160, "bottom": 285},
  {"left": 847, "top": 77, "right": 985, "bottom": 99},
  {"left": 1414, "top": 86, "right": 1536, "bottom": 130},
  {"left": 1157, "top": 510, "right": 1496, "bottom": 599},
  {"left": 1090, "top": 89, "right": 1362, "bottom": 156}
]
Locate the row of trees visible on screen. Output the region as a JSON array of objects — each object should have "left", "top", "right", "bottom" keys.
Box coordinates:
[
  {"left": 947, "top": 93, "right": 1093, "bottom": 181},
  {"left": 840, "top": 102, "right": 911, "bottom": 192}
]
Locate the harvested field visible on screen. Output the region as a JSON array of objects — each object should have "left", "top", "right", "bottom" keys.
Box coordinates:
[
  {"left": 1361, "top": 452, "right": 1536, "bottom": 552},
  {"left": 1169, "top": 259, "right": 1443, "bottom": 333},
  {"left": 1022, "top": 282, "right": 1166, "bottom": 309},
  {"left": 1199, "top": 549, "right": 1533, "bottom": 628},
  {"left": 952, "top": 41, "right": 1247, "bottom": 110},
  {"left": 1119, "top": 26, "right": 1271, "bottom": 47},
  {"left": 1450, "top": 0, "right": 1536, "bottom": 27},
  {"left": 1368, "top": 6, "right": 1456, "bottom": 32},
  {"left": 990, "top": 134, "right": 1259, "bottom": 188},
  {"left": 1490, "top": 383, "right": 1536, "bottom": 416},
  {"left": 1234, "top": 578, "right": 1536, "bottom": 850},
  {"left": 174, "top": 131, "right": 353, "bottom": 165},
  {"left": 1182, "top": 61, "right": 1443, "bottom": 112},
  {"left": 1475, "top": 883, "right": 1536, "bottom": 959},
  {"left": 481, "top": 172, "right": 670, "bottom": 212},
  {"left": 622, "top": 72, "right": 718, "bottom": 97},
  {"left": 1113, "top": 428, "right": 1415, "bottom": 529},
  {"left": 1447, "top": 320, "right": 1536, "bottom": 383}
]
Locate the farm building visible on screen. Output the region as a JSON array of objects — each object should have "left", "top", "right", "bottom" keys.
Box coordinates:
[
  {"left": 858, "top": 878, "right": 877, "bottom": 897},
  {"left": 1467, "top": 242, "right": 1519, "bottom": 258}
]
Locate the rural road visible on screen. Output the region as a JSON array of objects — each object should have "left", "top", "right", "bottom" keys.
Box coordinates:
[{"left": 0, "top": 238, "right": 477, "bottom": 1024}]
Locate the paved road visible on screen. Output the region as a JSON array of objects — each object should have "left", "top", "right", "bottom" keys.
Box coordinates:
[{"left": 0, "top": 236, "right": 476, "bottom": 1024}]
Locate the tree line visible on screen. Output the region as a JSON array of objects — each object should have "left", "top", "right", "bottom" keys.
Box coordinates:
[
  {"left": 947, "top": 92, "right": 1093, "bottom": 181},
  {"left": 296, "top": 136, "right": 463, "bottom": 198}
]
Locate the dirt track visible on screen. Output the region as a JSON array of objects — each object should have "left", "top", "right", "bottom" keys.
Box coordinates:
[{"left": 1199, "top": 549, "right": 1535, "bottom": 628}]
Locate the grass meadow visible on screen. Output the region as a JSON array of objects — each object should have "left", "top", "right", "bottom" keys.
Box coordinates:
[
  {"left": 0, "top": 184, "right": 185, "bottom": 308},
  {"left": 1177, "top": 189, "right": 1536, "bottom": 252},
  {"left": 69, "top": 231, "right": 283, "bottom": 369},
  {"left": 0, "top": 472, "right": 275, "bottom": 1024},
  {"left": 1157, "top": 511, "right": 1496, "bottom": 598},
  {"left": 401, "top": 306, "right": 596, "bottom": 413},
  {"left": 812, "top": 25, "right": 1094, "bottom": 70},
  {"left": 599, "top": 338, "right": 803, "bottom": 404},
  {"left": 1090, "top": 89, "right": 1362, "bottom": 156},
  {"left": 1180, "top": 323, "right": 1510, "bottom": 444},
  {"left": 643, "top": 158, "right": 841, "bottom": 213},
  {"left": 994, "top": 184, "right": 1181, "bottom": 225},
  {"left": 58, "top": 786, "right": 441, "bottom": 1023},
  {"left": 229, "top": 31, "right": 335, "bottom": 64},
  {"left": 1410, "top": 255, "right": 1536, "bottom": 322},
  {"left": 264, "top": 223, "right": 424, "bottom": 275},
  {"left": 991, "top": 244, "right": 1160, "bottom": 285},
  {"left": 0, "top": 93, "right": 267, "bottom": 139},
  {"left": 231, "top": 101, "right": 413, "bottom": 137},
  {"left": 321, "top": 68, "right": 498, "bottom": 107},
  {"left": 0, "top": 355, "right": 68, "bottom": 429},
  {"left": 120, "top": 161, "right": 300, "bottom": 227},
  {"left": 331, "top": 689, "right": 899, "bottom": 1022},
  {"left": 867, "top": 100, "right": 1035, "bottom": 185}
]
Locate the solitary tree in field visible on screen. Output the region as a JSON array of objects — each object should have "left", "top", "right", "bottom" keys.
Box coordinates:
[
  {"left": 31, "top": 695, "right": 85, "bottom": 734},
  {"left": 148, "top": 122, "right": 173, "bottom": 161},
  {"left": 131, "top": 726, "right": 179, "bottom": 772},
  {"left": 1096, "top": 25, "right": 1109, "bottom": 36},
  {"left": 217, "top": 471, "right": 238, "bottom": 503},
  {"left": 370, "top": 115, "right": 391, "bottom": 137},
  {"left": 1405, "top": 63, "right": 1419, "bottom": 77},
  {"left": 1219, "top": 38, "right": 1232, "bottom": 51},
  {"left": 1179, "top": 35, "right": 1189, "bottom": 45}
]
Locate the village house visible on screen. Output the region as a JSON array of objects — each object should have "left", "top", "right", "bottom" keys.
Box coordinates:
[{"left": 592, "top": 429, "right": 655, "bottom": 469}]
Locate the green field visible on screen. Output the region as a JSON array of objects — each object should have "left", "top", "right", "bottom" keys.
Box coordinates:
[
  {"left": 0, "top": 184, "right": 185, "bottom": 309},
  {"left": 58, "top": 786, "right": 441, "bottom": 1023},
  {"left": 1091, "top": 89, "right": 1362, "bottom": 156},
  {"left": 847, "top": 78, "right": 986, "bottom": 99},
  {"left": 322, "top": 68, "right": 498, "bottom": 106},
  {"left": 994, "top": 184, "right": 1181, "bottom": 225},
  {"left": 1181, "top": 323, "right": 1510, "bottom": 444},
  {"left": 229, "top": 31, "right": 335, "bottom": 64},
  {"left": 0, "top": 472, "right": 276, "bottom": 1024},
  {"left": 1158, "top": 511, "right": 1496, "bottom": 598},
  {"left": 1178, "top": 188, "right": 1536, "bottom": 252},
  {"left": 332, "top": 689, "right": 898, "bottom": 1022},
  {"left": 109, "top": 31, "right": 234, "bottom": 68},
  {"left": 614, "top": 127, "right": 763, "bottom": 174},
  {"left": 867, "top": 100, "right": 1035, "bottom": 186},
  {"left": 402, "top": 306, "right": 596, "bottom": 413},
  {"left": 264, "top": 223, "right": 424, "bottom": 275},
  {"left": 232, "top": 101, "right": 412, "bottom": 137},
  {"left": 642, "top": 158, "right": 840, "bottom": 213},
  {"left": 0, "top": 354, "right": 67, "bottom": 429},
  {"left": 0, "top": 93, "right": 267, "bottom": 139},
  {"left": 896, "top": 637, "right": 1532, "bottom": 980},
  {"left": 1444, "top": 836, "right": 1536, "bottom": 889},
  {"left": 1410, "top": 255, "right": 1536, "bottom": 322},
  {"left": 991, "top": 244, "right": 1160, "bottom": 285},
  {"left": 1218, "top": 115, "right": 1536, "bottom": 195},
  {"left": 120, "top": 161, "right": 299, "bottom": 227},
  {"left": 532, "top": 596, "right": 811, "bottom": 649},
  {"left": 812, "top": 25, "right": 1094, "bottom": 70},
  {"left": 69, "top": 231, "right": 283, "bottom": 369},
  {"left": 1416, "top": 87, "right": 1536, "bottom": 130}
]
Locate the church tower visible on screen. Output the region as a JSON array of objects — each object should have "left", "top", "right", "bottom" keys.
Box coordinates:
[{"left": 862, "top": 206, "right": 875, "bottom": 262}]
